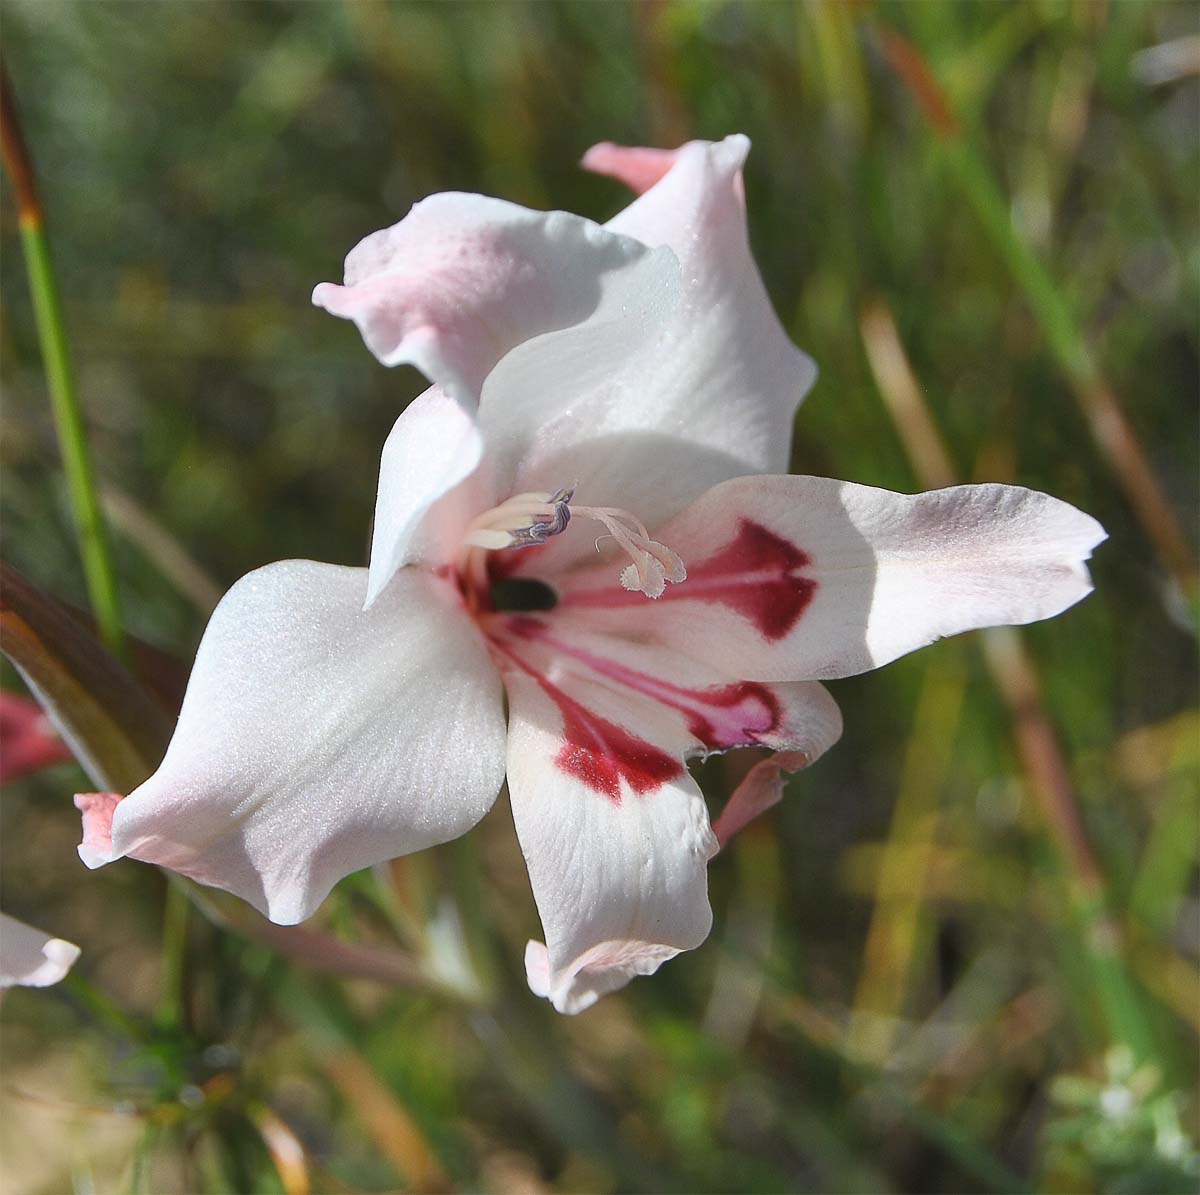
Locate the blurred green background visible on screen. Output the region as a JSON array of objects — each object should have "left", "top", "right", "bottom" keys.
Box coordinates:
[{"left": 2, "top": 2, "right": 1197, "bottom": 1192}]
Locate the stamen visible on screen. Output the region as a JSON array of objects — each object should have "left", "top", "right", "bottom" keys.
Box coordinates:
[
  {"left": 460, "top": 486, "right": 685, "bottom": 599},
  {"left": 569, "top": 504, "right": 686, "bottom": 600},
  {"left": 463, "top": 487, "right": 574, "bottom": 551}
]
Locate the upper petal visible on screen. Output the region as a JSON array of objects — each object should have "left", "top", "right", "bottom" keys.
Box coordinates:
[
  {"left": 0, "top": 912, "right": 80, "bottom": 988},
  {"left": 365, "top": 386, "right": 491, "bottom": 605},
  {"left": 554, "top": 475, "right": 1106, "bottom": 681},
  {"left": 580, "top": 142, "right": 683, "bottom": 194},
  {"left": 590, "top": 136, "right": 817, "bottom": 475},
  {"left": 356, "top": 212, "right": 683, "bottom": 594},
  {"left": 97, "top": 561, "right": 507, "bottom": 924},
  {"left": 313, "top": 193, "right": 672, "bottom": 406},
  {"left": 475, "top": 136, "right": 818, "bottom": 578}
]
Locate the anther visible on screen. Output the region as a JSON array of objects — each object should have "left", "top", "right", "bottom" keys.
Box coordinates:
[
  {"left": 461, "top": 485, "right": 685, "bottom": 599},
  {"left": 463, "top": 488, "right": 574, "bottom": 551}
]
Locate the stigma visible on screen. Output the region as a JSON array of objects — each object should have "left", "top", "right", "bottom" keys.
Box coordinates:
[{"left": 462, "top": 486, "right": 686, "bottom": 599}]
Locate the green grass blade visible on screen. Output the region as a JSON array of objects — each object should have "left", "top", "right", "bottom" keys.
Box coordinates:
[{"left": 2, "top": 66, "right": 125, "bottom": 656}]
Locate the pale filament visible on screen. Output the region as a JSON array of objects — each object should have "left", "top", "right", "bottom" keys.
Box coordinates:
[{"left": 459, "top": 486, "right": 686, "bottom": 600}]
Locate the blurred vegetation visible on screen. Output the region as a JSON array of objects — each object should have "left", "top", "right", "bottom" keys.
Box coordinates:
[{"left": 1, "top": 2, "right": 1197, "bottom": 1192}]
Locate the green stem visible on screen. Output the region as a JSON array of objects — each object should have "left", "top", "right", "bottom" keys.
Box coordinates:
[
  {"left": 878, "top": 27, "right": 1196, "bottom": 597},
  {"left": 2, "top": 66, "right": 125, "bottom": 656},
  {"left": 936, "top": 106, "right": 1196, "bottom": 599},
  {"left": 938, "top": 140, "right": 1094, "bottom": 384}
]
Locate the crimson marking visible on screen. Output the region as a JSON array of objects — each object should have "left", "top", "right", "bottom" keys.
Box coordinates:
[
  {"left": 561, "top": 519, "right": 816, "bottom": 640},
  {"left": 502, "top": 617, "right": 782, "bottom": 752},
  {"left": 683, "top": 683, "right": 780, "bottom": 751},
  {"left": 492, "top": 641, "right": 681, "bottom": 803}
]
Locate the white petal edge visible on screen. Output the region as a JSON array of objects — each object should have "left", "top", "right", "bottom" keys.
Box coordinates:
[
  {"left": 365, "top": 387, "right": 488, "bottom": 604},
  {"left": 0, "top": 913, "right": 80, "bottom": 988}
]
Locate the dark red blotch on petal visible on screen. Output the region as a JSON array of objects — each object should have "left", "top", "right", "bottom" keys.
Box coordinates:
[
  {"left": 495, "top": 641, "right": 682, "bottom": 803},
  {"left": 563, "top": 519, "right": 817, "bottom": 641},
  {"left": 553, "top": 693, "right": 682, "bottom": 802},
  {"left": 680, "top": 519, "right": 816, "bottom": 641}
]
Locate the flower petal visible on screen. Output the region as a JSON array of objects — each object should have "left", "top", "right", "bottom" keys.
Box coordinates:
[
  {"left": 97, "top": 561, "right": 507, "bottom": 924},
  {"left": 712, "top": 751, "right": 816, "bottom": 849},
  {"left": 580, "top": 142, "right": 682, "bottom": 194},
  {"left": 555, "top": 475, "right": 1106, "bottom": 681},
  {"left": 75, "top": 791, "right": 123, "bottom": 868},
  {"left": 494, "top": 638, "right": 718, "bottom": 1014},
  {"left": 362, "top": 227, "right": 682, "bottom": 594},
  {"left": 0, "top": 691, "right": 70, "bottom": 781},
  {"left": 589, "top": 135, "right": 817, "bottom": 477},
  {"left": 477, "top": 136, "right": 817, "bottom": 577},
  {"left": 0, "top": 913, "right": 80, "bottom": 988},
  {"left": 365, "top": 387, "right": 491, "bottom": 604},
  {"left": 489, "top": 611, "right": 838, "bottom": 1009},
  {"left": 313, "top": 193, "right": 670, "bottom": 405}
]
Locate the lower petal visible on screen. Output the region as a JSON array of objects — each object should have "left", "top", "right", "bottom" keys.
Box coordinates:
[
  {"left": 488, "top": 612, "right": 842, "bottom": 758},
  {"left": 100, "top": 561, "right": 507, "bottom": 924},
  {"left": 499, "top": 659, "right": 717, "bottom": 1014}
]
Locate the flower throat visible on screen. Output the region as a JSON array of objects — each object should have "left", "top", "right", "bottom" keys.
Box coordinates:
[{"left": 461, "top": 486, "right": 687, "bottom": 601}]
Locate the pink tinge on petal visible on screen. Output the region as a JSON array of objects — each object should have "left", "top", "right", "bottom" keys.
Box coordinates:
[
  {"left": 713, "top": 750, "right": 813, "bottom": 849},
  {"left": 0, "top": 692, "right": 71, "bottom": 782},
  {"left": 0, "top": 913, "right": 81, "bottom": 989},
  {"left": 312, "top": 193, "right": 664, "bottom": 404},
  {"left": 580, "top": 142, "right": 684, "bottom": 195},
  {"left": 74, "top": 791, "right": 124, "bottom": 869},
  {"left": 561, "top": 517, "right": 817, "bottom": 641},
  {"left": 582, "top": 139, "right": 747, "bottom": 208}
]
